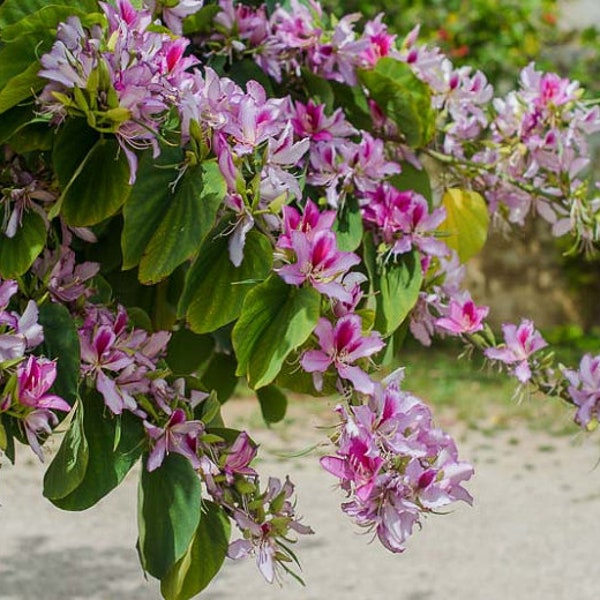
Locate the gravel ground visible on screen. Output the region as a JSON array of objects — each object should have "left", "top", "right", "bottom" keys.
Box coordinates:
[{"left": 2, "top": 403, "right": 600, "bottom": 600}]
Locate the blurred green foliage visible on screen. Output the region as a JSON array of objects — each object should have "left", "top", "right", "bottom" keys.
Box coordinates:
[{"left": 324, "top": 0, "right": 600, "bottom": 95}]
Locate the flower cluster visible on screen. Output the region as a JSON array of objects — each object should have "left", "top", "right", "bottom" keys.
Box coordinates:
[
  {"left": 0, "top": 279, "right": 69, "bottom": 460},
  {"left": 475, "top": 65, "right": 600, "bottom": 242},
  {"left": 321, "top": 372, "right": 473, "bottom": 552},
  {"left": 39, "top": 0, "right": 198, "bottom": 181}
]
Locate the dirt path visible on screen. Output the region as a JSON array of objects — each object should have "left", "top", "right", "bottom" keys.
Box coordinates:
[{"left": 2, "top": 400, "right": 600, "bottom": 600}]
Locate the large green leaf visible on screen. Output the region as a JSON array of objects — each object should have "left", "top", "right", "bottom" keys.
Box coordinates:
[
  {"left": 438, "top": 188, "right": 490, "bottom": 262},
  {"left": 0, "top": 210, "right": 46, "bottom": 278},
  {"left": 179, "top": 226, "right": 273, "bottom": 334},
  {"left": 0, "top": 0, "right": 97, "bottom": 28},
  {"left": 121, "top": 147, "right": 184, "bottom": 270},
  {"left": 52, "top": 118, "right": 100, "bottom": 188},
  {"left": 43, "top": 402, "right": 88, "bottom": 500},
  {"left": 0, "top": 61, "right": 45, "bottom": 114},
  {"left": 358, "top": 58, "right": 435, "bottom": 147},
  {"left": 61, "top": 137, "right": 131, "bottom": 226},
  {"left": 166, "top": 329, "right": 214, "bottom": 376},
  {"left": 38, "top": 302, "right": 80, "bottom": 406},
  {"left": 50, "top": 393, "right": 144, "bottom": 511},
  {"left": 200, "top": 352, "right": 238, "bottom": 404},
  {"left": 138, "top": 161, "right": 227, "bottom": 284},
  {"left": 257, "top": 384, "right": 288, "bottom": 424},
  {"left": 364, "top": 237, "right": 423, "bottom": 337},
  {"left": 232, "top": 275, "right": 321, "bottom": 389},
  {"left": 160, "top": 501, "right": 231, "bottom": 600},
  {"left": 138, "top": 453, "right": 202, "bottom": 580},
  {"left": 333, "top": 196, "right": 363, "bottom": 251},
  {"left": 1, "top": 5, "right": 95, "bottom": 41}
]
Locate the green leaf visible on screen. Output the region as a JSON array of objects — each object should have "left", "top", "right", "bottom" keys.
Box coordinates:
[
  {"left": 1, "top": 5, "right": 95, "bottom": 41},
  {"left": 257, "top": 384, "right": 288, "bottom": 424},
  {"left": 0, "top": 0, "right": 97, "bottom": 28},
  {"left": 438, "top": 188, "right": 489, "bottom": 262},
  {"left": 51, "top": 393, "right": 144, "bottom": 511},
  {"left": 388, "top": 162, "right": 433, "bottom": 203},
  {"left": 43, "top": 402, "right": 88, "bottom": 500},
  {"left": 200, "top": 352, "right": 238, "bottom": 404},
  {"left": 121, "top": 147, "right": 184, "bottom": 270},
  {"left": 301, "top": 68, "right": 334, "bottom": 110},
  {"left": 227, "top": 58, "right": 274, "bottom": 96},
  {"left": 358, "top": 58, "right": 435, "bottom": 147},
  {"left": 0, "top": 104, "right": 36, "bottom": 145},
  {"left": 0, "top": 34, "right": 46, "bottom": 90},
  {"left": 333, "top": 196, "right": 363, "bottom": 251},
  {"left": 364, "top": 237, "right": 423, "bottom": 337},
  {"left": 38, "top": 302, "right": 80, "bottom": 406},
  {"left": 182, "top": 5, "right": 222, "bottom": 35},
  {"left": 232, "top": 275, "right": 321, "bottom": 389},
  {"left": 329, "top": 79, "right": 372, "bottom": 131},
  {"left": 0, "top": 59, "right": 45, "bottom": 114},
  {"left": 0, "top": 210, "right": 46, "bottom": 278},
  {"left": 52, "top": 118, "right": 100, "bottom": 188},
  {"left": 166, "top": 329, "right": 215, "bottom": 375},
  {"left": 138, "top": 161, "right": 227, "bottom": 284},
  {"left": 138, "top": 453, "right": 202, "bottom": 580},
  {"left": 61, "top": 136, "right": 131, "bottom": 226},
  {"left": 179, "top": 226, "right": 273, "bottom": 334},
  {"left": 161, "top": 501, "right": 230, "bottom": 600}
]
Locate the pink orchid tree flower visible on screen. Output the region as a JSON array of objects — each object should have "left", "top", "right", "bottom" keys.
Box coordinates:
[
  {"left": 562, "top": 354, "right": 600, "bottom": 427},
  {"left": 144, "top": 408, "right": 204, "bottom": 472},
  {"left": 277, "top": 199, "right": 336, "bottom": 250},
  {"left": 436, "top": 296, "right": 489, "bottom": 335},
  {"left": 223, "top": 431, "right": 258, "bottom": 483},
  {"left": 277, "top": 229, "right": 361, "bottom": 302},
  {"left": 300, "top": 315, "right": 384, "bottom": 394},
  {"left": 16, "top": 356, "right": 70, "bottom": 412},
  {"left": 484, "top": 319, "right": 548, "bottom": 384}
]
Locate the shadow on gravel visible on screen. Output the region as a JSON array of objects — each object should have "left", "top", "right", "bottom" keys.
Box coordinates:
[{"left": 0, "top": 535, "right": 157, "bottom": 600}]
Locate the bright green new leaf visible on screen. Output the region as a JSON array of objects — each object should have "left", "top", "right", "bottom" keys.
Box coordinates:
[
  {"left": 233, "top": 275, "right": 321, "bottom": 389},
  {"left": 38, "top": 302, "right": 80, "bottom": 406},
  {"left": 358, "top": 58, "right": 435, "bottom": 147},
  {"left": 138, "top": 161, "right": 226, "bottom": 284},
  {"left": 257, "top": 384, "right": 288, "bottom": 424},
  {"left": 438, "top": 188, "right": 490, "bottom": 262},
  {"left": 0, "top": 210, "right": 46, "bottom": 278},
  {"left": 43, "top": 402, "right": 88, "bottom": 500},
  {"left": 138, "top": 454, "right": 202, "bottom": 580},
  {"left": 161, "top": 501, "right": 231, "bottom": 600},
  {"left": 51, "top": 393, "right": 145, "bottom": 511},
  {"left": 179, "top": 227, "right": 273, "bottom": 334}
]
